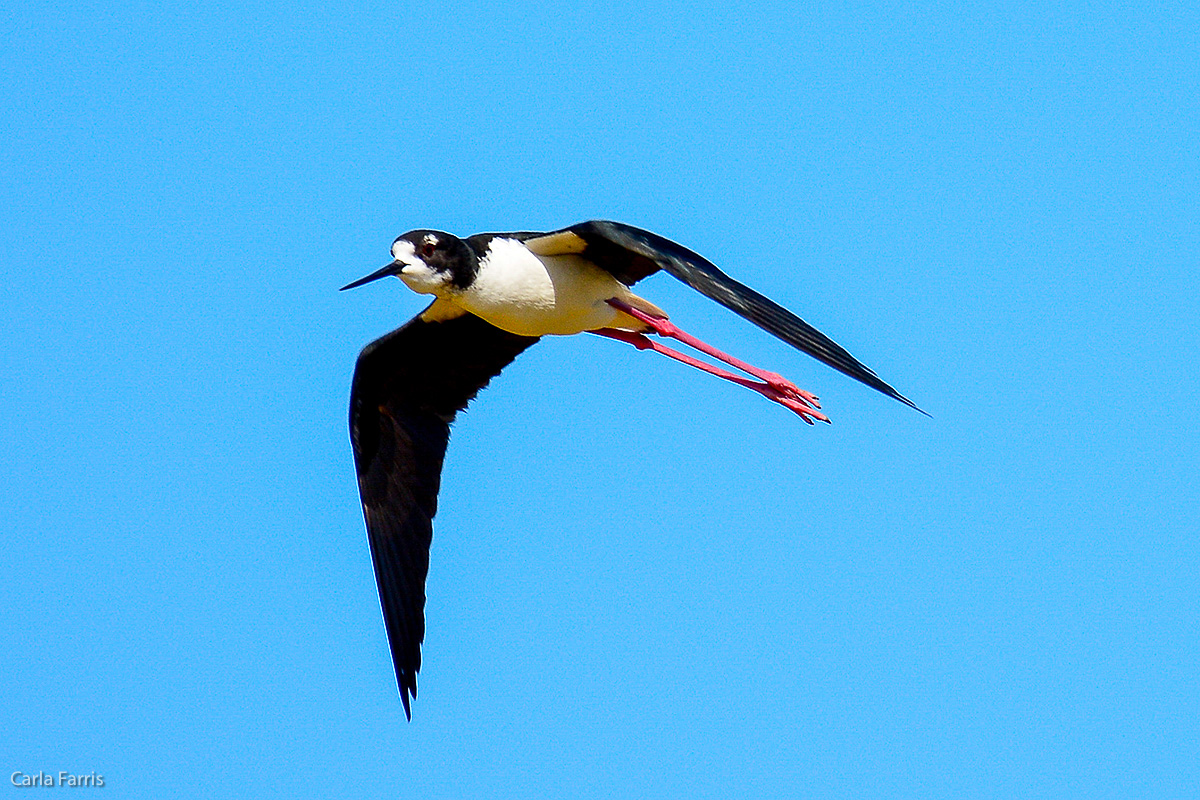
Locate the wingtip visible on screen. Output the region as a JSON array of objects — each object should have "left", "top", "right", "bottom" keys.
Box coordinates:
[
  {"left": 401, "top": 690, "right": 413, "bottom": 722},
  {"left": 894, "top": 393, "right": 931, "bottom": 418}
]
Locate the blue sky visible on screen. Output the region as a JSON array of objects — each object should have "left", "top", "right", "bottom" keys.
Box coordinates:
[{"left": 2, "top": 1, "right": 1197, "bottom": 797}]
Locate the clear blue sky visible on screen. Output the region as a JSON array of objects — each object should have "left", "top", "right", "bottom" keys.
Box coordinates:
[{"left": 3, "top": 2, "right": 1197, "bottom": 798}]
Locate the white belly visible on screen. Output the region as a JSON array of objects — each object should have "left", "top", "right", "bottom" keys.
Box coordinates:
[{"left": 454, "top": 238, "right": 634, "bottom": 336}]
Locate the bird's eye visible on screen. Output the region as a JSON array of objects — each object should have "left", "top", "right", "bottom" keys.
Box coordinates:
[{"left": 421, "top": 242, "right": 436, "bottom": 257}]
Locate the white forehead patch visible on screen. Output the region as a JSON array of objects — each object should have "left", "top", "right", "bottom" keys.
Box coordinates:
[
  {"left": 423, "top": 233, "right": 439, "bottom": 246},
  {"left": 391, "top": 239, "right": 418, "bottom": 263}
]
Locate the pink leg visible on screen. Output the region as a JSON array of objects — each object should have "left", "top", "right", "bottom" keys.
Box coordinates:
[
  {"left": 607, "top": 299, "right": 822, "bottom": 406},
  {"left": 592, "top": 328, "right": 830, "bottom": 425}
]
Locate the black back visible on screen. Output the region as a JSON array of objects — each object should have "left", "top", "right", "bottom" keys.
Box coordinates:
[{"left": 349, "top": 311, "right": 539, "bottom": 718}]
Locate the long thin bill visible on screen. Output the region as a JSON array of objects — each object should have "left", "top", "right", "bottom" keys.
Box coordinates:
[{"left": 341, "top": 262, "right": 400, "bottom": 291}]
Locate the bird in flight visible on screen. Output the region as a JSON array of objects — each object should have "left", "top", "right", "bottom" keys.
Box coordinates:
[{"left": 342, "top": 220, "right": 922, "bottom": 718}]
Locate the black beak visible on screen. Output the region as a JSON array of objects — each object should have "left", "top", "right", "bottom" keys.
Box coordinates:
[{"left": 340, "top": 262, "right": 402, "bottom": 291}]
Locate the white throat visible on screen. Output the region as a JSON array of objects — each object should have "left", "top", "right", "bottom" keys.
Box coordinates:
[{"left": 391, "top": 239, "right": 441, "bottom": 295}]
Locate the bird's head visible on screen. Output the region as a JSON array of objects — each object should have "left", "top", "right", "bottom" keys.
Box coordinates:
[{"left": 340, "top": 230, "right": 476, "bottom": 296}]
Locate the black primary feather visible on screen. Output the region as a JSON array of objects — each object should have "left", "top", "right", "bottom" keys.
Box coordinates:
[
  {"left": 521, "top": 220, "right": 925, "bottom": 414},
  {"left": 349, "top": 310, "right": 539, "bottom": 719}
]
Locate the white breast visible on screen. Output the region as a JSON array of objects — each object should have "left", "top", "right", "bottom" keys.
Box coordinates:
[{"left": 456, "top": 238, "right": 634, "bottom": 336}]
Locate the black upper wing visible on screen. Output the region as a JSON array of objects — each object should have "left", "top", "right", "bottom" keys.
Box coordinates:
[
  {"left": 520, "top": 220, "right": 924, "bottom": 414},
  {"left": 349, "top": 309, "right": 540, "bottom": 719}
]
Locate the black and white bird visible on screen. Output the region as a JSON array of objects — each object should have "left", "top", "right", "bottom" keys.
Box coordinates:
[{"left": 342, "top": 220, "right": 922, "bottom": 718}]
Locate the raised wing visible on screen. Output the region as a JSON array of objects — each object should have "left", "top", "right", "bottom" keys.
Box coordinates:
[
  {"left": 522, "top": 220, "right": 924, "bottom": 413},
  {"left": 349, "top": 309, "right": 539, "bottom": 719}
]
